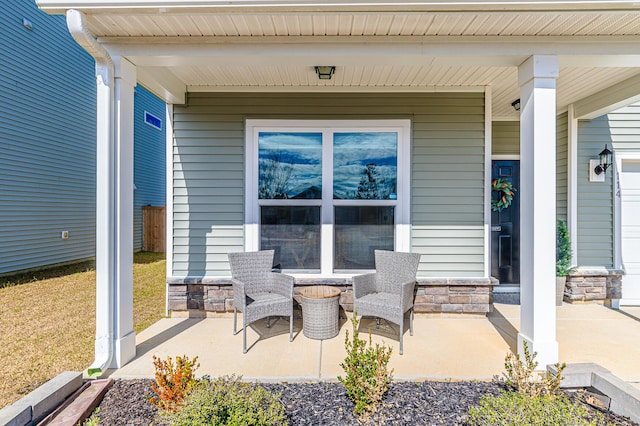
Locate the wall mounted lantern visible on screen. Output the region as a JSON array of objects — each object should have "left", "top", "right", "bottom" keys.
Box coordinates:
[
  {"left": 315, "top": 66, "right": 335, "bottom": 80},
  {"left": 594, "top": 144, "right": 613, "bottom": 175},
  {"left": 511, "top": 99, "right": 521, "bottom": 111}
]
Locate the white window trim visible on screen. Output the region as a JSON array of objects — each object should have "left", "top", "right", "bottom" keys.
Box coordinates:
[{"left": 245, "top": 119, "right": 411, "bottom": 277}]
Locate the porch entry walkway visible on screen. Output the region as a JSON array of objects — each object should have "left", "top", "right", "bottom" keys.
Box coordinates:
[{"left": 108, "top": 303, "right": 640, "bottom": 390}]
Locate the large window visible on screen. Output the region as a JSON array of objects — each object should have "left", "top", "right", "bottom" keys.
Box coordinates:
[{"left": 246, "top": 120, "right": 410, "bottom": 275}]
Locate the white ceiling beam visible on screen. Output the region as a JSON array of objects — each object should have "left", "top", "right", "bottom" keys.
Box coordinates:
[
  {"left": 573, "top": 73, "right": 640, "bottom": 119},
  {"left": 136, "top": 66, "right": 186, "bottom": 104},
  {"left": 104, "top": 37, "right": 640, "bottom": 68},
  {"left": 186, "top": 85, "right": 486, "bottom": 92}
]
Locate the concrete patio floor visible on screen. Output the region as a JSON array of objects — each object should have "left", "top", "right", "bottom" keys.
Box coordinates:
[{"left": 108, "top": 303, "right": 640, "bottom": 389}]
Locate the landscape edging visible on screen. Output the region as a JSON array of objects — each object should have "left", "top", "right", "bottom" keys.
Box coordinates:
[
  {"left": 0, "top": 371, "right": 82, "bottom": 426},
  {"left": 548, "top": 362, "right": 640, "bottom": 424}
]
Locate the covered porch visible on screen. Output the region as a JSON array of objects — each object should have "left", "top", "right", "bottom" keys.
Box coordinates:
[
  {"left": 36, "top": 0, "right": 640, "bottom": 374},
  {"left": 109, "top": 303, "right": 640, "bottom": 389}
]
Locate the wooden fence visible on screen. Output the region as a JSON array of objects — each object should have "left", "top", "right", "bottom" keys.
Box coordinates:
[{"left": 142, "top": 206, "right": 166, "bottom": 252}]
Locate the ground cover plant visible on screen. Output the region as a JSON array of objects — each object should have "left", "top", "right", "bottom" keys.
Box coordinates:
[
  {"left": 0, "top": 252, "right": 166, "bottom": 408},
  {"left": 163, "top": 375, "right": 288, "bottom": 426},
  {"left": 467, "top": 343, "right": 613, "bottom": 426}
]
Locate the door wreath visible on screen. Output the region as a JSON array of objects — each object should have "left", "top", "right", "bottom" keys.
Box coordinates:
[{"left": 491, "top": 178, "right": 516, "bottom": 212}]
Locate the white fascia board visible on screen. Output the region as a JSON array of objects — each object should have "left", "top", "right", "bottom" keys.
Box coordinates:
[
  {"left": 188, "top": 85, "right": 486, "bottom": 92},
  {"left": 573, "top": 73, "right": 640, "bottom": 119},
  {"left": 35, "top": 0, "right": 640, "bottom": 15},
  {"left": 136, "top": 66, "right": 186, "bottom": 104}
]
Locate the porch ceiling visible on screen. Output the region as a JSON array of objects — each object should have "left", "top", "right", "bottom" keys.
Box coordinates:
[
  {"left": 158, "top": 64, "right": 638, "bottom": 118},
  {"left": 40, "top": 3, "right": 640, "bottom": 117}
]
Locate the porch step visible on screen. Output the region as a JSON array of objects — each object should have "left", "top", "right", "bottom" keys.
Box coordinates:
[{"left": 37, "top": 379, "right": 113, "bottom": 426}]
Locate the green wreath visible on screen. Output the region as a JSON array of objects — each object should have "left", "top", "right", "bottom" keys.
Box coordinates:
[{"left": 491, "top": 178, "right": 516, "bottom": 212}]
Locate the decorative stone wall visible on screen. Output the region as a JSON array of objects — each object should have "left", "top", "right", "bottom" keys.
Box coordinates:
[
  {"left": 564, "top": 269, "right": 623, "bottom": 304},
  {"left": 167, "top": 277, "right": 496, "bottom": 316}
]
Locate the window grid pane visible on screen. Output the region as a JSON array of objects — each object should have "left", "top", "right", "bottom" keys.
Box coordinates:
[
  {"left": 258, "top": 132, "right": 322, "bottom": 199},
  {"left": 333, "top": 132, "right": 397, "bottom": 200},
  {"left": 260, "top": 206, "right": 321, "bottom": 270},
  {"left": 334, "top": 206, "right": 395, "bottom": 270}
]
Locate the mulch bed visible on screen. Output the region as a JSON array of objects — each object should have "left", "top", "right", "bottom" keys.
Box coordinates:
[{"left": 95, "top": 379, "right": 638, "bottom": 425}]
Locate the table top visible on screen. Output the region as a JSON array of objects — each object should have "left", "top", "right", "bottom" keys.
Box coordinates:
[{"left": 300, "top": 285, "right": 341, "bottom": 299}]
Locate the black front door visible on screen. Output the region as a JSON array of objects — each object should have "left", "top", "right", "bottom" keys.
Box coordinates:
[{"left": 491, "top": 160, "right": 520, "bottom": 285}]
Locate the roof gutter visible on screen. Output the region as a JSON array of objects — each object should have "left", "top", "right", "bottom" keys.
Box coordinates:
[{"left": 66, "top": 9, "right": 115, "bottom": 377}]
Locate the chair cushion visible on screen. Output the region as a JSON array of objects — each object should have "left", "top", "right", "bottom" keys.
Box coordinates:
[{"left": 356, "top": 292, "right": 401, "bottom": 312}]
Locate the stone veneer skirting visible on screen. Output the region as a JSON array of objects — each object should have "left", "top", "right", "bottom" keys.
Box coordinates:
[
  {"left": 564, "top": 269, "right": 623, "bottom": 304},
  {"left": 167, "top": 277, "right": 498, "bottom": 316}
]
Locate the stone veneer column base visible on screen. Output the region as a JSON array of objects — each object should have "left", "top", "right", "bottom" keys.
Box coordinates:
[
  {"left": 167, "top": 277, "right": 498, "bottom": 316},
  {"left": 564, "top": 269, "right": 623, "bottom": 305}
]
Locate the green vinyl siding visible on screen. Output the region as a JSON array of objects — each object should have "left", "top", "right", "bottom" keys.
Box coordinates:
[
  {"left": 172, "top": 92, "right": 486, "bottom": 277},
  {"left": 577, "top": 118, "right": 616, "bottom": 268},
  {"left": 576, "top": 101, "right": 640, "bottom": 268},
  {"left": 557, "top": 112, "right": 569, "bottom": 221},
  {"left": 492, "top": 121, "right": 520, "bottom": 156}
]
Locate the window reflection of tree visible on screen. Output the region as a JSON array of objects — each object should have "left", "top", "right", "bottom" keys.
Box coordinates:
[
  {"left": 259, "top": 151, "right": 293, "bottom": 199},
  {"left": 354, "top": 163, "right": 394, "bottom": 200}
]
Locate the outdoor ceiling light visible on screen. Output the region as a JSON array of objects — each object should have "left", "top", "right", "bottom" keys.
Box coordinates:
[
  {"left": 594, "top": 144, "right": 613, "bottom": 175},
  {"left": 315, "top": 66, "right": 335, "bottom": 80},
  {"left": 511, "top": 98, "right": 521, "bottom": 111}
]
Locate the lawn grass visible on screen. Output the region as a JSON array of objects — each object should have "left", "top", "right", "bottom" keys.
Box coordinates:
[{"left": 0, "top": 252, "right": 166, "bottom": 408}]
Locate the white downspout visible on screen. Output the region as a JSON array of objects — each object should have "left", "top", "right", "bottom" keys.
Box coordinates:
[{"left": 66, "top": 9, "right": 115, "bottom": 374}]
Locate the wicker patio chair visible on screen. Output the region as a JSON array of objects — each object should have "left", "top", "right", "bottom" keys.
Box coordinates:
[
  {"left": 228, "top": 250, "right": 294, "bottom": 353},
  {"left": 352, "top": 250, "right": 422, "bottom": 355}
]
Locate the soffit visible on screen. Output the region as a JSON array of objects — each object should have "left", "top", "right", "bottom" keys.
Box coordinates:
[
  {"left": 86, "top": 12, "right": 640, "bottom": 37},
  {"left": 70, "top": 9, "right": 640, "bottom": 116}
]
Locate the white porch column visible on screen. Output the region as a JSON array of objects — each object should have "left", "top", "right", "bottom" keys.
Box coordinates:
[
  {"left": 111, "top": 57, "right": 137, "bottom": 367},
  {"left": 517, "top": 55, "right": 559, "bottom": 367}
]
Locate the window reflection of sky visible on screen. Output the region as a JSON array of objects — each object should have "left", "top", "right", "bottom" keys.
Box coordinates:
[
  {"left": 258, "top": 131, "right": 397, "bottom": 200},
  {"left": 334, "top": 132, "right": 397, "bottom": 199},
  {"left": 259, "top": 132, "right": 322, "bottom": 198}
]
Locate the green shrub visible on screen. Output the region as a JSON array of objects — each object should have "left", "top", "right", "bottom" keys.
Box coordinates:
[
  {"left": 504, "top": 341, "right": 565, "bottom": 397},
  {"left": 467, "top": 391, "right": 610, "bottom": 426},
  {"left": 557, "top": 220, "right": 575, "bottom": 276},
  {"left": 164, "top": 375, "right": 287, "bottom": 426},
  {"left": 149, "top": 354, "right": 200, "bottom": 412},
  {"left": 338, "top": 312, "right": 393, "bottom": 416}
]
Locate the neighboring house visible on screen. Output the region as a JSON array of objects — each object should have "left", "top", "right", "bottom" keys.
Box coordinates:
[
  {"left": 36, "top": 0, "right": 640, "bottom": 371},
  {"left": 132, "top": 85, "right": 167, "bottom": 251},
  {"left": 0, "top": 0, "right": 166, "bottom": 275}
]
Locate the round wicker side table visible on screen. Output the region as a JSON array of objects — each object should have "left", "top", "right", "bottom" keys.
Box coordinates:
[{"left": 300, "top": 285, "right": 341, "bottom": 340}]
